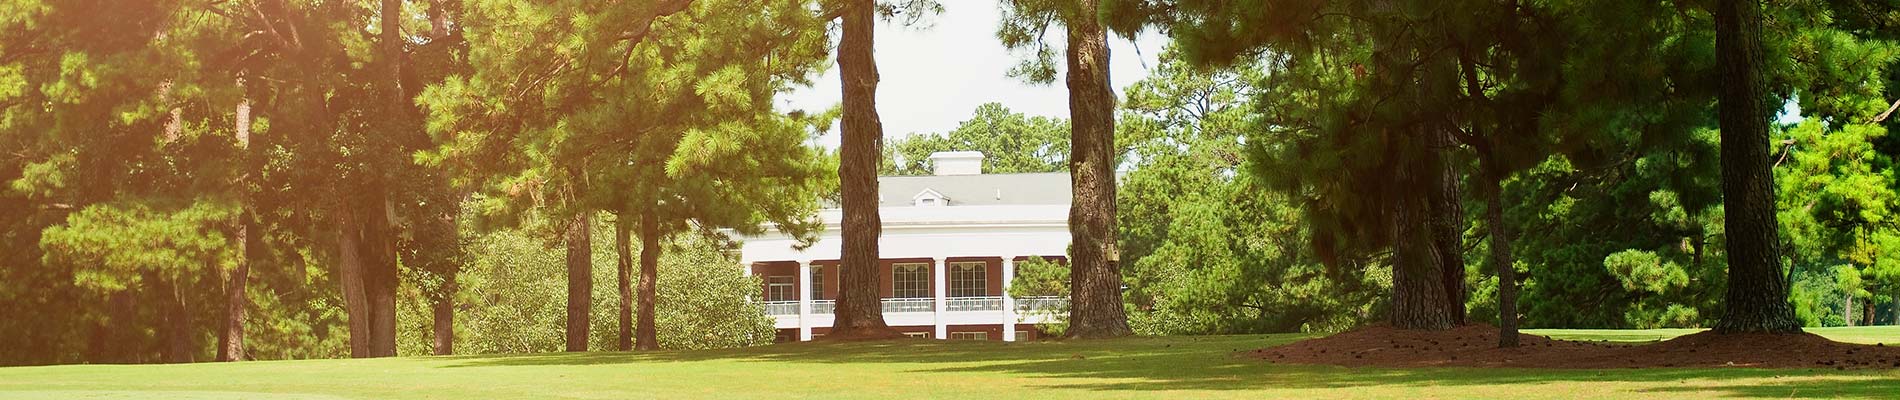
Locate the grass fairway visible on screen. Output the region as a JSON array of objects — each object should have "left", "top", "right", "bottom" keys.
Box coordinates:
[{"left": 1, "top": 327, "right": 1895, "bottom": 399}]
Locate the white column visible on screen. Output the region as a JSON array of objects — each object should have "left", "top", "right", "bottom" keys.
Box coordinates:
[
  {"left": 797, "top": 260, "right": 812, "bottom": 341},
  {"left": 932, "top": 257, "right": 947, "bottom": 340},
  {"left": 1001, "top": 257, "right": 1016, "bottom": 342}
]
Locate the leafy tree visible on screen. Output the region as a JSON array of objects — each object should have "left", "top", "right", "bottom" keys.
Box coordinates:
[
  {"left": 420, "top": 0, "right": 834, "bottom": 351},
  {"left": 881, "top": 103, "right": 1068, "bottom": 176}
]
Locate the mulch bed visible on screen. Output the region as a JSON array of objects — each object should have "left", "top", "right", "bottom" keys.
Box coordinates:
[{"left": 1250, "top": 324, "right": 1900, "bottom": 369}]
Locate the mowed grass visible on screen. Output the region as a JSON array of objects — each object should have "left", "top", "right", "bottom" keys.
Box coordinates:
[{"left": 1, "top": 327, "right": 1896, "bottom": 400}]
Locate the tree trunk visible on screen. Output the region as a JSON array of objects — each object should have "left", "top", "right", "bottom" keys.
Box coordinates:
[
  {"left": 1387, "top": 127, "right": 1458, "bottom": 330},
  {"left": 565, "top": 208, "right": 593, "bottom": 351},
  {"left": 432, "top": 270, "right": 456, "bottom": 355},
  {"left": 160, "top": 276, "right": 195, "bottom": 364},
  {"left": 1431, "top": 130, "right": 1468, "bottom": 326},
  {"left": 616, "top": 214, "right": 635, "bottom": 351},
  {"left": 636, "top": 206, "right": 661, "bottom": 350},
  {"left": 1711, "top": 0, "right": 1801, "bottom": 334},
  {"left": 364, "top": 192, "right": 399, "bottom": 357},
  {"left": 1479, "top": 156, "right": 1519, "bottom": 346},
  {"left": 218, "top": 88, "right": 255, "bottom": 362},
  {"left": 829, "top": 0, "right": 896, "bottom": 338},
  {"left": 1063, "top": 0, "right": 1134, "bottom": 339},
  {"left": 336, "top": 208, "right": 373, "bottom": 358}
]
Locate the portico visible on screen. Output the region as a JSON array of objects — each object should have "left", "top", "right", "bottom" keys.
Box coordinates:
[{"left": 737, "top": 152, "right": 1072, "bottom": 341}]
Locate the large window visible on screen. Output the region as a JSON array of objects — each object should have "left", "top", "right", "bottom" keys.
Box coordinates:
[
  {"left": 809, "top": 266, "right": 824, "bottom": 300},
  {"left": 948, "top": 261, "right": 987, "bottom": 297},
  {"left": 766, "top": 276, "right": 795, "bottom": 301},
  {"left": 949, "top": 331, "right": 989, "bottom": 341},
  {"left": 892, "top": 263, "right": 930, "bottom": 298}
]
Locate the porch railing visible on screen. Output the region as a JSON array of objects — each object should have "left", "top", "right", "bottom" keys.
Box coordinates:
[
  {"left": 946, "top": 296, "right": 1003, "bottom": 312},
  {"left": 1016, "top": 296, "right": 1066, "bottom": 313},
  {"left": 881, "top": 298, "right": 934, "bottom": 313},
  {"left": 763, "top": 296, "right": 1067, "bottom": 316},
  {"left": 763, "top": 301, "right": 798, "bottom": 316}
]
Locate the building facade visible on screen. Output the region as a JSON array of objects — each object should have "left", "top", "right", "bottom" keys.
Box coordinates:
[{"left": 738, "top": 151, "right": 1069, "bottom": 341}]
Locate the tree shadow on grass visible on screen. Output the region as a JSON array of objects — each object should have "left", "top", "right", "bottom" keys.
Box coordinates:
[{"left": 438, "top": 334, "right": 1900, "bottom": 399}]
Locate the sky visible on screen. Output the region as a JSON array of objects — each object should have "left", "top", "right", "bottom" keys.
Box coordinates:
[{"left": 778, "top": 2, "right": 1171, "bottom": 149}]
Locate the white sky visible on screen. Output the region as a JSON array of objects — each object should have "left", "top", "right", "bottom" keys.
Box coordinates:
[{"left": 779, "top": 2, "right": 1171, "bottom": 148}]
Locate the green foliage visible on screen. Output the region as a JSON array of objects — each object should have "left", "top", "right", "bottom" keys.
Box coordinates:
[
  {"left": 881, "top": 103, "right": 1068, "bottom": 176},
  {"left": 400, "top": 213, "right": 771, "bottom": 354},
  {"left": 1007, "top": 256, "right": 1069, "bottom": 336}
]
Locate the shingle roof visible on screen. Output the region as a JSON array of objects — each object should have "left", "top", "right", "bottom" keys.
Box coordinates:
[{"left": 874, "top": 172, "right": 1071, "bottom": 207}]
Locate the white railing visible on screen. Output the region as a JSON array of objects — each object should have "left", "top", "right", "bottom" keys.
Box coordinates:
[
  {"left": 1016, "top": 296, "right": 1066, "bottom": 312},
  {"left": 881, "top": 298, "right": 934, "bottom": 313},
  {"left": 763, "top": 296, "right": 1064, "bottom": 316},
  {"left": 812, "top": 300, "right": 835, "bottom": 315},
  {"left": 946, "top": 296, "right": 1003, "bottom": 311},
  {"left": 763, "top": 301, "right": 798, "bottom": 316}
]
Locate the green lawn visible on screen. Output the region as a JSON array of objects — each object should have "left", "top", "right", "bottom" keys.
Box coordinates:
[{"left": 2, "top": 327, "right": 1896, "bottom": 400}]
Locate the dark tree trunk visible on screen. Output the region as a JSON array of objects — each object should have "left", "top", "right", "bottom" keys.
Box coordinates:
[
  {"left": 364, "top": 192, "right": 399, "bottom": 358},
  {"left": 636, "top": 206, "right": 661, "bottom": 350},
  {"left": 432, "top": 270, "right": 455, "bottom": 355},
  {"left": 1479, "top": 156, "right": 1519, "bottom": 346},
  {"left": 218, "top": 90, "right": 255, "bottom": 362},
  {"left": 1387, "top": 127, "right": 1459, "bottom": 330},
  {"left": 159, "top": 276, "right": 194, "bottom": 364},
  {"left": 1846, "top": 294, "right": 1855, "bottom": 326},
  {"left": 1063, "top": 0, "right": 1133, "bottom": 339},
  {"left": 1431, "top": 130, "right": 1468, "bottom": 326},
  {"left": 1390, "top": 184, "right": 1458, "bottom": 330},
  {"left": 616, "top": 214, "right": 634, "bottom": 351},
  {"left": 830, "top": 0, "right": 896, "bottom": 338},
  {"left": 1712, "top": 0, "right": 1801, "bottom": 334},
  {"left": 565, "top": 208, "right": 593, "bottom": 351},
  {"left": 336, "top": 208, "right": 373, "bottom": 358}
]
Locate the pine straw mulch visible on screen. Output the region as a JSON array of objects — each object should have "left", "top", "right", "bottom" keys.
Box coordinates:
[{"left": 1250, "top": 324, "right": 1900, "bottom": 369}]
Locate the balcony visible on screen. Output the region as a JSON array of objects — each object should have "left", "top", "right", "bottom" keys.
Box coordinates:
[
  {"left": 762, "top": 296, "right": 1066, "bottom": 316},
  {"left": 763, "top": 301, "right": 798, "bottom": 316},
  {"left": 946, "top": 296, "right": 1003, "bottom": 312},
  {"left": 881, "top": 298, "right": 933, "bottom": 313},
  {"left": 1015, "top": 296, "right": 1066, "bottom": 312}
]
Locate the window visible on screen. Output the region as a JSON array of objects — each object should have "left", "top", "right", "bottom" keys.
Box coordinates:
[
  {"left": 892, "top": 263, "right": 930, "bottom": 298},
  {"left": 902, "top": 332, "right": 930, "bottom": 339},
  {"left": 767, "top": 276, "right": 795, "bottom": 301},
  {"left": 917, "top": 198, "right": 937, "bottom": 206},
  {"left": 950, "top": 332, "right": 989, "bottom": 340},
  {"left": 1015, "top": 330, "right": 1031, "bottom": 340},
  {"left": 809, "top": 266, "right": 824, "bottom": 300},
  {"left": 948, "top": 261, "right": 987, "bottom": 297}
]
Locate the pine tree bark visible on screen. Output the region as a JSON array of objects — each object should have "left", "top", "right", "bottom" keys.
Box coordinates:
[
  {"left": 636, "top": 206, "right": 661, "bottom": 350},
  {"left": 1064, "top": 0, "right": 1133, "bottom": 339},
  {"left": 431, "top": 271, "right": 456, "bottom": 355},
  {"left": 430, "top": 209, "right": 459, "bottom": 356},
  {"left": 1479, "top": 155, "right": 1519, "bottom": 346},
  {"left": 1387, "top": 128, "right": 1458, "bottom": 331},
  {"left": 364, "top": 190, "right": 399, "bottom": 358},
  {"left": 218, "top": 88, "right": 254, "bottom": 362},
  {"left": 830, "top": 0, "right": 897, "bottom": 338},
  {"left": 565, "top": 207, "right": 593, "bottom": 351},
  {"left": 336, "top": 208, "right": 373, "bottom": 358},
  {"left": 160, "top": 276, "right": 195, "bottom": 364},
  {"left": 615, "top": 214, "right": 634, "bottom": 351},
  {"left": 1430, "top": 129, "right": 1468, "bottom": 326},
  {"left": 1712, "top": 0, "right": 1802, "bottom": 334}
]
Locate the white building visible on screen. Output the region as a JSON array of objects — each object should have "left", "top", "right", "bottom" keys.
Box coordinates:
[{"left": 739, "top": 151, "right": 1068, "bottom": 342}]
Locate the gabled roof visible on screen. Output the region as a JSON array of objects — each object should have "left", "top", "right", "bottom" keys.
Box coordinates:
[{"left": 876, "top": 172, "right": 1070, "bottom": 207}]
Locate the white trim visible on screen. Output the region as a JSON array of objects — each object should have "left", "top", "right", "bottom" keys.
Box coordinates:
[
  {"left": 1002, "top": 257, "right": 1017, "bottom": 342},
  {"left": 797, "top": 260, "right": 812, "bottom": 341},
  {"left": 932, "top": 257, "right": 947, "bottom": 340}
]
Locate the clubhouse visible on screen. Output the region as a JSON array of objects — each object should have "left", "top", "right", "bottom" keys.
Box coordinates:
[{"left": 738, "top": 151, "right": 1068, "bottom": 342}]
